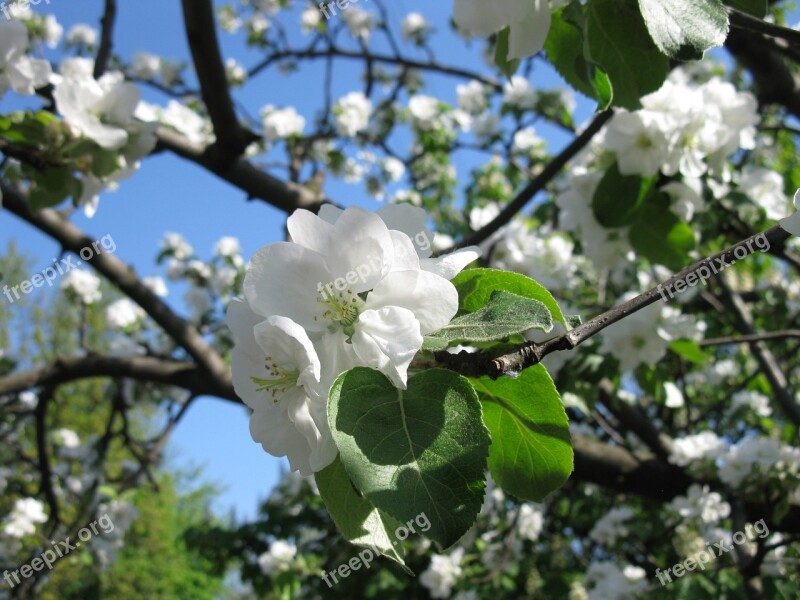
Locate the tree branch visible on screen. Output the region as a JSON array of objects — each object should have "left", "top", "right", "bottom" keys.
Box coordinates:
[
  {"left": 155, "top": 127, "right": 328, "bottom": 213},
  {"left": 700, "top": 330, "right": 800, "bottom": 346},
  {"left": 1, "top": 184, "right": 231, "bottom": 386},
  {"left": 436, "top": 225, "right": 793, "bottom": 378},
  {"left": 93, "top": 0, "right": 117, "bottom": 79},
  {"left": 728, "top": 7, "right": 800, "bottom": 46},
  {"left": 445, "top": 109, "right": 614, "bottom": 252},
  {"left": 715, "top": 277, "right": 800, "bottom": 425},
  {"left": 0, "top": 355, "right": 237, "bottom": 404},
  {"left": 180, "top": 0, "right": 255, "bottom": 162}
]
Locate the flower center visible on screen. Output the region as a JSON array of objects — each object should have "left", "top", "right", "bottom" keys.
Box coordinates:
[
  {"left": 251, "top": 355, "right": 299, "bottom": 401},
  {"left": 317, "top": 287, "right": 364, "bottom": 336}
]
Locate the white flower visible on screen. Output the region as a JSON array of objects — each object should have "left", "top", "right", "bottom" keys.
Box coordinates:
[
  {"left": 261, "top": 105, "right": 305, "bottom": 141},
  {"left": 319, "top": 203, "right": 480, "bottom": 280},
  {"left": 517, "top": 503, "right": 544, "bottom": 541},
  {"left": 54, "top": 69, "right": 143, "bottom": 150},
  {"left": 66, "top": 24, "right": 98, "bottom": 46},
  {"left": 243, "top": 207, "right": 460, "bottom": 388},
  {"left": 589, "top": 507, "right": 634, "bottom": 547},
  {"left": 61, "top": 269, "right": 102, "bottom": 304},
  {"left": 598, "top": 293, "right": 671, "bottom": 372},
  {"left": 556, "top": 172, "right": 633, "bottom": 271},
  {"left": 669, "top": 431, "right": 727, "bottom": 467},
  {"left": 585, "top": 561, "right": 647, "bottom": 600},
  {"left": 492, "top": 225, "right": 576, "bottom": 290},
  {"left": 402, "top": 12, "right": 430, "bottom": 43},
  {"left": 728, "top": 390, "right": 772, "bottom": 418},
  {"left": 605, "top": 110, "right": 671, "bottom": 178},
  {"left": 503, "top": 75, "right": 537, "bottom": 109},
  {"left": 668, "top": 484, "right": 730, "bottom": 525},
  {"left": 738, "top": 167, "right": 788, "bottom": 220},
  {"left": 454, "top": 0, "right": 552, "bottom": 61},
  {"left": 131, "top": 52, "right": 161, "bottom": 79},
  {"left": 512, "top": 127, "right": 543, "bottom": 154},
  {"left": 456, "top": 80, "right": 488, "bottom": 116},
  {"left": 106, "top": 299, "right": 145, "bottom": 329},
  {"left": 0, "top": 22, "right": 52, "bottom": 100},
  {"left": 215, "top": 236, "right": 242, "bottom": 258},
  {"left": 136, "top": 100, "right": 213, "bottom": 146},
  {"left": 662, "top": 177, "right": 706, "bottom": 221},
  {"left": 161, "top": 232, "right": 194, "bottom": 260},
  {"left": 409, "top": 95, "right": 445, "bottom": 130},
  {"left": 159, "top": 59, "right": 182, "bottom": 86},
  {"left": 341, "top": 7, "right": 376, "bottom": 40},
  {"left": 53, "top": 428, "right": 81, "bottom": 449},
  {"left": 225, "top": 57, "right": 247, "bottom": 86},
  {"left": 19, "top": 391, "right": 38, "bottom": 409},
  {"left": 227, "top": 300, "right": 337, "bottom": 475},
  {"left": 142, "top": 276, "right": 168, "bottom": 297},
  {"left": 184, "top": 287, "right": 215, "bottom": 321},
  {"left": 3, "top": 498, "right": 47, "bottom": 538},
  {"left": 42, "top": 15, "right": 64, "bottom": 49},
  {"left": 334, "top": 91, "right": 372, "bottom": 137},
  {"left": 245, "top": 13, "right": 270, "bottom": 36},
  {"left": 419, "top": 548, "right": 464, "bottom": 599},
  {"left": 257, "top": 540, "right": 297, "bottom": 575},
  {"left": 664, "top": 382, "right": 685, "bottom": 408},
  {"left": 382, "top": 157, "right": 406, "bottom": 182},
  {"left": 301, "top": 7, "right": 321, "bottom": 33}
]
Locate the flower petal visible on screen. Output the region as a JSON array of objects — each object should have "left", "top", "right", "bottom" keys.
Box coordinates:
[
  {"left": 366, "top": 270, "right": 458, "bottom": 334},
  {"left": 420, "top": 246, "right": 480, "bottom": 280},
  {"left": 352, "top": 306, "right": 422, "bottom": 389}
]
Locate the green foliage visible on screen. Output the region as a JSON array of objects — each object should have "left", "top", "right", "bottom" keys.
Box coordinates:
[
  {"left": 316, "top": 457, "right": 407, "bottom": 567},
  {"left": 494, "top": 28, "right": 521, "bottom": 80},
  {"left": 638, "top": 0, "right": 729, "bottom": 60},
  {"left": 472, "top": 366, "right": 573, "bottom": 502},
  {"left": 585, "top": 0, "right": 670, "bottom": 109},
  {"left": 592, "top": 162, "right": 655, "bottom": 227},
  {"left": 724, "top": 0, "right": 767, "bottom": 17},
  {"left": 452, "top": 268, "right": 568, "bottom": 328},
  {"left": 328, "top": 368, "right": 490, "bottom": 548},
  {"left": 628, "top": 193, "right": 697, "bottom": 269},
  {"left": 545, "top": 4, "right": 612, "bottom": 108},
  {"left": 423, "top": 290, "right": 553, "bottom": 351}
]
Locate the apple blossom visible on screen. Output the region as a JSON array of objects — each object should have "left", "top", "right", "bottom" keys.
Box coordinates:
[{"left": 453, "top": 0, "right": 552, "bottom": 61}]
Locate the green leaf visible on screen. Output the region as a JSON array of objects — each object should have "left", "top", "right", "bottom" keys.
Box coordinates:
[
  {"left": 424, "top": 291, "right": 553, "bottom": 351},
  {"left": 586, "top": 0, "right": 670, "bottom": 109},
  {"left": 724, "top": 0, "right": 766, "bottom": 17},
  {"left": 592, "top": 162, "right": 654, "bottom": 227},
  {"left": 545, "top": 6, "right": 612, "bottom": 108},
  {"left": 669, "top": 340, "right": 711, "bottom": 364},
  {"left": 91, "top": 149, "right": 121, "bottom": 177},
  {"left": 638, "top": 0, "right": 729, "bottom": 61},
  {"left": 629, "top": 193, "right": 696, "bottom": 269},
  {"left": 494, "top": 27, "right": 521, "bottom": 79},
  {"left": 315, "top": 456, "right": 407, "bottom": 568},
  {"left": 328, "top": 368, "right": 490, "bottom": 548},
  {"left": 452, "top": 268, "right": 568, "bottom": 328},
  {"left": 29, "top": 167, "right": 75, "bottom": 211},
  {"left": 471, "top": 366, "right": 573, "bottom": 502}
]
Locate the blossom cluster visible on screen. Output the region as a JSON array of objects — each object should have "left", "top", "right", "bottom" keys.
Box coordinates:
[{"left": 227, "top": 204, "right": 478, "bottom": 474}]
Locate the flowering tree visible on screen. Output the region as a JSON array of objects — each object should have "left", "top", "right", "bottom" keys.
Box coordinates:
[{"left": 2, "top": 0, "right": 800, "bottom": 598}]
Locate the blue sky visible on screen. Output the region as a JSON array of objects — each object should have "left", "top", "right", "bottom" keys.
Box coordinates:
[{"left": 0, "top": 0, "right": 721, "bottom": 519}]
